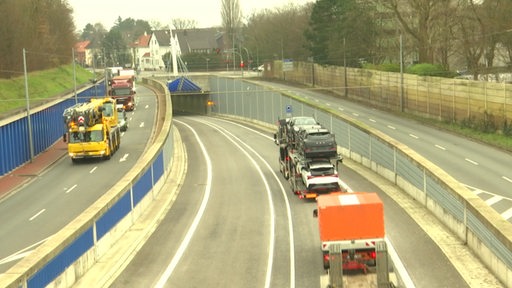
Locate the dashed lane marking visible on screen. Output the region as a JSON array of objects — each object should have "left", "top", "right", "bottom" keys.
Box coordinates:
[
  {"left": 435, "top": 145, "right": 446, "bottom": 150},
  {"left": 29, "top": 209, "right": 45, "bottom": 221},
  {"left": 465, "top": 158, "right": 479, "bottom": 165},
  {"left": 65, "top": 184, "right": 77, "bottom": 194}
]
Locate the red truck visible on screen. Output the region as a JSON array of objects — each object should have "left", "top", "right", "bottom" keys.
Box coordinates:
[
  {"left": 108, "top": 71, "right": 136, "bottom": 111},
  {"left": 314, "top": 192, "right": 385, "bottom": 273}
]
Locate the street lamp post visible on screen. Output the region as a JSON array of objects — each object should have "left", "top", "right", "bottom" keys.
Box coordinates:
[
  {"left": 242, "top": 47, "right": 250, "bottom": 70},
  {"left": 224, "top": 49, "right": 244, "bottom": 77}
]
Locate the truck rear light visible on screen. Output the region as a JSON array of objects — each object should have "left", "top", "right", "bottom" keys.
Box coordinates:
[
  {"left": 370, "top": 251, "right": 376, "bottom": 259},
  {"left": 323, "top": 254, "right": 330, "bottom": 262}
]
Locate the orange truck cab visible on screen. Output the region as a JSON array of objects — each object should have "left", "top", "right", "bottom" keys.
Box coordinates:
[{"left": 314, "top": 192, "right": 385, "bottom": 273}]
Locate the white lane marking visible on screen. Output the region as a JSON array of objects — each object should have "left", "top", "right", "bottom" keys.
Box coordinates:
[
  {"left": 369, "top": 119, "right": 376, "bottom": 123},
  {"left": 473, "top": 189, "right": 484, "bottom": 195},
  {"left": 338, "top": 107, "right": 344, "bottom": 111},
  {"left": 198, "top": 120, "right": 278, "bottom": 288},
  {"left": 501, "top": 207, "right": 512, "bottom": 220},
  {"left": 145, "top": 104, "right": 149, "bottom": 109},
  {"left": 503, "top": 176, "right": 512, "bottom": 184},
  {"left": 435, "top": 145, "right": 446, "bottom": 150},
  {"left": 0, "top": 251, "right": 31, "bottom": 264},
  {"left": 65, "top": 184, "right": 77, "bottom": 194},
  {"left": 385, "top": 237, "right": 416, "bottom": 288},
  {"left": 0, "top": 237, "right": 49, "bottom": 265},
  {"left": 119, "top": 154, "right": 129, "bottom": 162},
  {"left": 89, "top": 167, "right": 97, "bottom": 173},
  {"left": 29, "top": 209, "right": 46, "bottom": 221},
  {"left": 326, "top": 103, "right": 331, "bottom": 106},
  {"left": 352, "top": 112, "right": 359, "bottom": 117},
  {"left": 485, "top": 195, "right": 503, "bottom": 206},
  {"left": 207, "top": 118, "right": 297, "bottom": 288},
  {"left": 154, "top": 121, "right": 213, "bottom": 288},
  {"left": 140, "top": 122, "right": 145, "bottom": 128},
  {"left": 387, "top": 125, "right": 396, "bottom": 130},
  {"left": 409, "top": 134, "right": 419, "bottom": 139},
  {"left": 465, "top": 184, "right": 512, "bottom": 201},
  {"left": 465, "top": 158, "right": 479, "bottom": 165}
]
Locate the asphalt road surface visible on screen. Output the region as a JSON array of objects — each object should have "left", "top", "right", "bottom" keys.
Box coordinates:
[
  {"left": 0, "top": 85, "right": 157, "bottom": 273},
  {"left": 110, "top": 115, "right": 475, "bottom": 288}
]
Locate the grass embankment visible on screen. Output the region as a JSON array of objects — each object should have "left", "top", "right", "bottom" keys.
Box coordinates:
[{"left": 0, "top": 65, "right": 94, "bottom": 117}]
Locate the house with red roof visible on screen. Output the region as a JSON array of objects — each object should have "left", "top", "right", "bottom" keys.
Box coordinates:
[{"left": 74, "top": 40, "right": 91, "bottom": 67}]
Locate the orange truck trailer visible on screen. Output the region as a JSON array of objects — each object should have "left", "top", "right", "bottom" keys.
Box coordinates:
[{"left": 314, "top": 192, "right": 385, "bottom": 273}]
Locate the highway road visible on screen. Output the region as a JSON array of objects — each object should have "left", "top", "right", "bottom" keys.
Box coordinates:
[
  {"left": 0, "top": 85, "right": 157, "bottom": 273},
  {"left": 258, "top": 81, "right": 512, "bottom": 222},
  {"left": 110, "top": 115, "right": 476, "bottom": 288},
  {"left": 0, "top": 79, "right": 503, "bottom": 287}
]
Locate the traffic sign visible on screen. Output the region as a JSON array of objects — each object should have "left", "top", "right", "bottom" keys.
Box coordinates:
[
  {"left": 286, "top": 105, "right": 292, "bottom": 113},
  {"left": 283, "top": 59, "right": 293, "bottom": 72}
]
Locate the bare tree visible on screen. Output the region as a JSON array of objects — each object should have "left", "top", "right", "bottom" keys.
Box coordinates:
[
  {"left": 221, "top": 0, "right": 242, "bottom": 51},
  {"left": 172, "top": 19, "right": 198, "bottom": 30},
  {"left": 374, "top": 0, "right": 448, "bottom": 64},
  {"left": 0, "top": 0, "right": 75, "bottom": 78},
  {"left": 244, "top": 3, "right": 312, "bottom": 65}
]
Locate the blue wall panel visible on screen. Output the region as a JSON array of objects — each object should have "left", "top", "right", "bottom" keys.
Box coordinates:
[
  {"left": 27, "top": 227, "right": 94, "bottom": 288},
  {"left": 0, "top": 84, "right": 104, "bottom": 177},
  {"left": 96, "top": 191, "right": 132, "bottom": 240},
  {"left": 153, "top": 152, "right": 164, "bottom": 183},
  {"left": 133, "top": 168, "right": 152, "bottom": 206}
]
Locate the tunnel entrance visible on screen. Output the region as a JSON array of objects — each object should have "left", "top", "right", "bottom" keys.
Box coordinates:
[{"left": 167, "top": 76, "right": 211, "bottom": 115}]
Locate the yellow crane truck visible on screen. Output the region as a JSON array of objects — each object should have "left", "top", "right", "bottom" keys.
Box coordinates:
[{"left": 62, "top": 97, "right": 121, "bottom": 163}]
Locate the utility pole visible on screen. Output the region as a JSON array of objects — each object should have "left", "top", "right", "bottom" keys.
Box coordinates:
[
  {"left": 23, "top": 48, "right": 34, "bottom": 162},
  {"left": 344, "top": 38, "right": 348, "bottom": 97},
  {"left": 400, "top": 34, "right": 404, "bottom": 112}
]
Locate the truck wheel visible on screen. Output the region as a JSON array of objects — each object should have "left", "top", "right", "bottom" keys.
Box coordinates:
[
  {"left": 71, "top": 158, "right": 78, "bottom": 164},
  {"left": 104, "top": 142, "right": 111, "bottom": 160}
]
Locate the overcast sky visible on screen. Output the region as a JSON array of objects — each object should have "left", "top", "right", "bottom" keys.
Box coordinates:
[{"left": 67, "top": 0, "right": 314, "bottom": 31}]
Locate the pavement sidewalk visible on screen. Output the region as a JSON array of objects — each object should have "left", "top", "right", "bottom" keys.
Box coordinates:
[{"left": 0, "top": 140, "right": 68, "bottom": 199}]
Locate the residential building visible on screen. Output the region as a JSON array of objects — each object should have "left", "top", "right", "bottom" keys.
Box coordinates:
[{"left": 74, "top": 40, "right": 91, "bottom": 67}]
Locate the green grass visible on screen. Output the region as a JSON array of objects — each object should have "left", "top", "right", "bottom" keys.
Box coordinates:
[{"left": 0, "top": 65, "right": 95, "bottom": 116}]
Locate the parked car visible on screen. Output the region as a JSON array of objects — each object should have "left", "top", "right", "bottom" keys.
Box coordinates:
[
  {"left": 117, "top": 105, "right": 128, "bottom": 132},
  {"left": 252, "top": 64, "right": 264, "bottom": 72}
]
